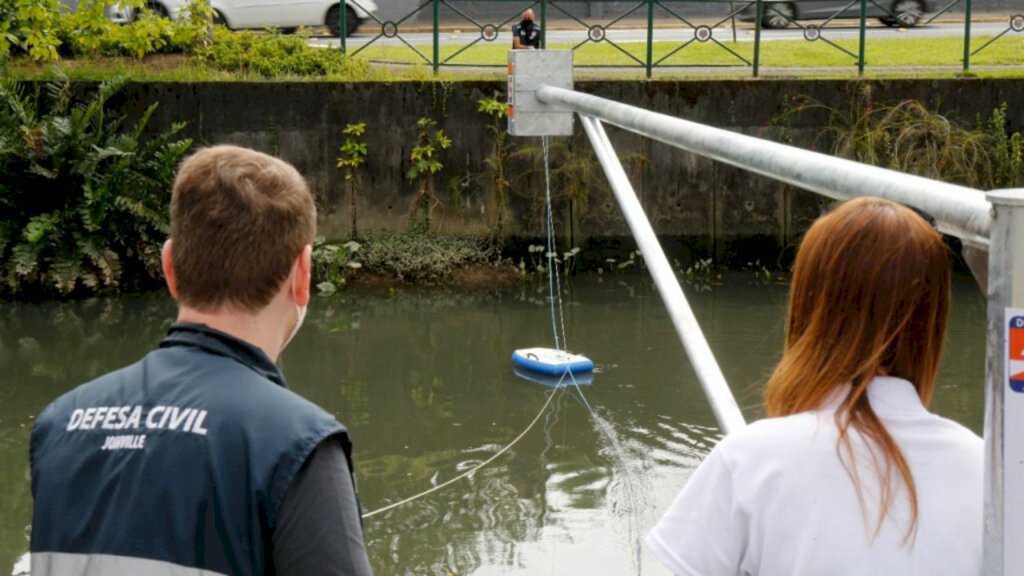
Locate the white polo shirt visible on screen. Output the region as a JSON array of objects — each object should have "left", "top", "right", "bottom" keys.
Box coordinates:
[{"left": 646, "top": 376, "right": 983, "bottom": 576}]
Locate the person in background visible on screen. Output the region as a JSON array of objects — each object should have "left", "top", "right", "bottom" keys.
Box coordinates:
[
  {"left": 29, "top": 145, "right": 372, "bottom": 576},
  {"left": 647, "top": 197, "right": 982, "bottom": 575},
  {"left": 512, "top": 8, "right": 542, "bottom": 49}
]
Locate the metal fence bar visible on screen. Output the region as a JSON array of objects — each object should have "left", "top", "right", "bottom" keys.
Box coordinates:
[
  {"left": 858, "top": 0, "right": 867, "bottom": 75},
  {"left": 432, "top": 0, "right": 440, "bottom": 72},
  {"left": 971, "top": 14, "right": 1024, "bottom": 57},
  {"left": 753, "top": 0, "right": 761, "bottom": 76},
  {"left": 343, "top": 0, "right": 989, "bottom": 78},
  {"left": 964, "top": 0, "right": 973, "bottom": 71},
  {"left": 579, "top": 114, "right": 747, "bottom": 434},
  {"left": 645, "top": 0, "right": 654, "bottom": 77},
  {"left": 537, "top": 85, "right": 992, "bottom": 246},
  {"left": 540, "top": 0, "right": 547, "bottom": 48}
]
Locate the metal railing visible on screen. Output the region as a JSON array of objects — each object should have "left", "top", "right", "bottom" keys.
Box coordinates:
[
  {"left": 339, "top": 0, "right": 1022, "bottom": 77},
  {"left": 534, "top": 82, "right": 1022, "bottom": 575}
]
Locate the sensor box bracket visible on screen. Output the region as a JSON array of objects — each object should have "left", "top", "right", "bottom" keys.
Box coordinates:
[{"left": 508, "top": 50, "right": 574, "bottom": 137}]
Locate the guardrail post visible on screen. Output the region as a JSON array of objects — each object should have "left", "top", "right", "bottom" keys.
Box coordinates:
[
  {"left": 857, "top": 0, "right": 867, "bottom": 75},
  {"left": 432, "top": 0, "right": 439, "bottom": 74},
  {"left": 963, "top": 0, "right": 973, "bottom": 72},
  {"left": 753, "top": 0, "right": 762, "bottom": 77},
  {"left": 645, "top": 0, "right": 654, "bottom": 78},
  {"left": 984, "top": 189, "right": 1024, "bottom": 576}
]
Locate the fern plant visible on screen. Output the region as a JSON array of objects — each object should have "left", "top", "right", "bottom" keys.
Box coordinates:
[{"left": 0, "top": 73, "right": 193, "bottom": 297}]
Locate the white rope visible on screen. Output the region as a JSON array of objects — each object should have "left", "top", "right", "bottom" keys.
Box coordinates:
[
  {"left": 362, "top": 382, "right": 566, "bottom": 519},
  {"left": 360, "top": 137, "right": 577, "bottom": 520},
  {"left": 542, "top": 136, "right": 562, "bottom": 351},
  {"left": 543, "top": 136, "right": 571, "bottom": 352}
]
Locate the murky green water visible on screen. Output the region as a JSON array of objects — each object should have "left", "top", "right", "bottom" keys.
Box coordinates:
[{"left": 0, "top": 276, "right": 986, "bottom": 575}]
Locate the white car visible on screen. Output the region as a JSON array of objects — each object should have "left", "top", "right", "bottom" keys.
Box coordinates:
[{"left": 108, "top": 0, "right": 377, "bottom": 37}]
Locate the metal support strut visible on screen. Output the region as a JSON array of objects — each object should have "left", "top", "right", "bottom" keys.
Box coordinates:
[{"left": 579, "top": 115, "right": 746, "bottom": 434}]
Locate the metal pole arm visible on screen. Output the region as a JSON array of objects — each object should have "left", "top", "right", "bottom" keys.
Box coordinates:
[
  {"left": 580, "top": 115, "right": 747, "bottom": 435},
  {"left": 537, "top": 86, "right": 993, "bottom": 249}
]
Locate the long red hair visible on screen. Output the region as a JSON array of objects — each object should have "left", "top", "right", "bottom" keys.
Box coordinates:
[{"left": 764, "top": 196, "right": 951, "bottom": 542}]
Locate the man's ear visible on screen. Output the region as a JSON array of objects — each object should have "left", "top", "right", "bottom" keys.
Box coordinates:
[
  {"left": 162, "top": 239, "right": 179, "bottom": 300},
  {"left": 293, "top": 244, "right": 313, "bottom": 307}
]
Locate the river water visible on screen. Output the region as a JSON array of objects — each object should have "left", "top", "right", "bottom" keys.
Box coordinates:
[{"left": 0, "top": 275, "right": 987, "bottom": 575}]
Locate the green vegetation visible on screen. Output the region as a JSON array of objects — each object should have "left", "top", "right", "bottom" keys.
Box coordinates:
[
  {"left": 337, "top": 122, "right": 368, "bottom": 239},
  {"left": 477, "top": 98, "right": 514, "bottom": 242},
  {"left": 780, "top": 85, "right": 1024, "bottom": 189},
  {"left": 0, "top": 75, "right": 192, "bottom": 297},
  {"left": 358, "top": 233, "right": 497, "bottom": 283},
  {"left": 197, "top": 28, "right": 369, "bottom": 78},
  {"left": 312, "top": 236, "right": 361, "bottom": 293},
  {"left": 3, "top": 0, "right": 210, "bottom": 61},
  {"left": 517, "top": 136, "right": 646, "bottom": 248},
  {"left": 1, "top": 0, "right": 373, "bottom": 80},
  {"left": 407, "top": 117, "right": 452, "bottom": 232}
]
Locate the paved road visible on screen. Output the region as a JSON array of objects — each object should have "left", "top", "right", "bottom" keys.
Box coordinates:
[{"left": 312, "top": 20, "right": 1012, "bottom": 49}]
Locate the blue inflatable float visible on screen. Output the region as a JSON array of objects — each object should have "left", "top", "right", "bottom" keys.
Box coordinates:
[{"left": 512, "top": 347, "right": 595, "bottom": 377}]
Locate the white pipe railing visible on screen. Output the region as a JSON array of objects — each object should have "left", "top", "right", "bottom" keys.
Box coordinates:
[
  {"left": 536, "top": 84, "right": 1022, "bottom": 576},
  {"left": 538, "top": 85, "right": 993, "bottom": 249}
]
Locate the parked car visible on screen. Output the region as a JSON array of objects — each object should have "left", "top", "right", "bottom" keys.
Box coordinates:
[
  {"left": 738, "top": 0, "right": 932, "bottom": 29},
  {"left": 106, "top": 0, "right": 377, "bottom": 37}
]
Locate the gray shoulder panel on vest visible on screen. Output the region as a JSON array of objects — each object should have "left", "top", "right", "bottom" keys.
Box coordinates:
[{"left": 31, "top": 552, "right": 228, "bottom": 576}]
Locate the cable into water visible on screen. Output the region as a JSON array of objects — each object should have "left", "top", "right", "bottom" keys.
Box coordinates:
[
  {"left": 362, "top": 378, "right": 568, "bottom": 519},
  {"left": 542, "top": 136, "right": 563, "bottom": 351}
]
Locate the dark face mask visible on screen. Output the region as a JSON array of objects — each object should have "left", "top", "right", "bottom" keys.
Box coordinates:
[{"left": 522, "top": 17, "right": 533, "bottom": 26}]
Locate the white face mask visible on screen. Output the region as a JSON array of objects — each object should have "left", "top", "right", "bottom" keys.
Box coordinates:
[
  {"left": 283, "top": 302, "right": 307, "bottom": 350},
  {"left": 282, "top": 262, "right": 307, "bottom": 350}
]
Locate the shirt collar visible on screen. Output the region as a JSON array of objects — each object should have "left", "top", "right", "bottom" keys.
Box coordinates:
[
  {"left": 159, "top": 322, "right": 287, "bottom": 388},
  {"left": 821, "top": 376, "right": 927, "bottom": 418}
]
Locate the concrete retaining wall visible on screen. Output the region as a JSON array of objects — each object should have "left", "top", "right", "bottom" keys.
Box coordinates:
[{"left": 114, "top": 79, "right": 1023, "bottom": 265}]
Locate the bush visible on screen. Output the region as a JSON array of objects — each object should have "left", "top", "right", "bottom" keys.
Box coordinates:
[
  {"left": 4, "top": 0, "right": 209, "bottom": 62},
  {"left": 197, "top": 28, "right": 369, "bottom": 78},
  {"left": 782, "top": 85, "right": 1023, "bottom": 190},
  {"left": 3, "top": 0, "right": 63, "bottom": 62},
  {"left": 357, "top": 233, "right": 497, "bottom": 284},
  {"left": 0, "top": 74, "right": 193, "bottom": 297}
]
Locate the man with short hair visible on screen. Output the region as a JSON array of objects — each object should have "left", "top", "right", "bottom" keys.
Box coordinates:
[
  {"left": 29, "top": 145, "right": 372, "bottom": 576},
  {"left": 512, "top": 9, "right": 541, "bottom": 49}
]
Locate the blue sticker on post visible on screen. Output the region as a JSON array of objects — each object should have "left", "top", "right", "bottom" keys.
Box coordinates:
[{"left": 1010, "top": 314, "right": 1024, "bottom": 393}]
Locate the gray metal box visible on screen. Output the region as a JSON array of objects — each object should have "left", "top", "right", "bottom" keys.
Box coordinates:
[{"left": 508, "top": 50, "right": 574, "bottom": 137}]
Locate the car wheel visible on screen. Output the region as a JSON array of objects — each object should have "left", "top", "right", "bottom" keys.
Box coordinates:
[
  {"left": 345, "top": 6, "right": 358, "bottom": 36},
  {"left": 326, "top": 5, "right": 359, "bottom": 37},
  {"left": 761, "top": 2, "right": 795, "bottom": 29},
  {"left": 278, "top": 27, "right": 297, "bottom": 34},
  {"left": 212, "top": 9, "right": 227, "bottom": 27},
  {"left": 144, "top": 1, "right": 170, "bottom": 18},
  {"left": 887, "top": 0, "right": 923, "bottom": 27}
]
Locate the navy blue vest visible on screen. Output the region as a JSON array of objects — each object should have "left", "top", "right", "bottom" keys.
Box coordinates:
[{"left": 30, "top": 323, "right": 350, "bottom": 576}]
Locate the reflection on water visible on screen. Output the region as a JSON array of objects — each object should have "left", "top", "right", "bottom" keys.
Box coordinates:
[{"left": 0, "top": 276, "right": 985, "bottom": 575}]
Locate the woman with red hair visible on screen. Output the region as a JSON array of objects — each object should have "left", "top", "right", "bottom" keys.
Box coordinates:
[{"left": 647, "top": 197, "right": 983, "bottom": 575}]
